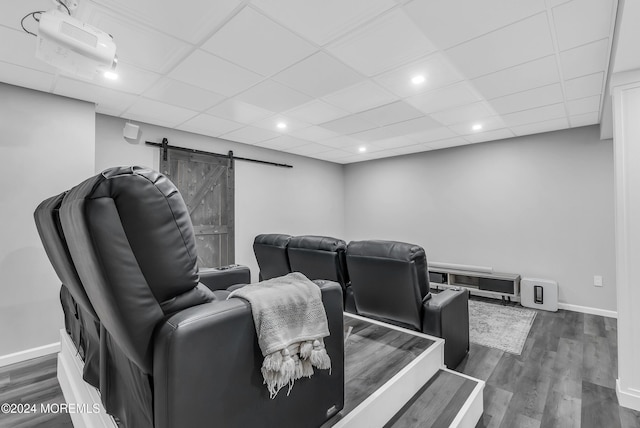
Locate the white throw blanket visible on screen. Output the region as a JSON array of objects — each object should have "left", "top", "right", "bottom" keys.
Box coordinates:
[{"left": 227, "top": 272, "right": 331, "bottom": 398}]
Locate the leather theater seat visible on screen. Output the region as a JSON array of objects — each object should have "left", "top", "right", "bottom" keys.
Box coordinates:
[
  {"left": 253, "top": 233, "right": 292, "bottom": 280},
  {"left": 346, "top": 240, "right": 470, "bottom": 368},
  {"left": 35, "top": 166, "right": 344, "bottom": 428}
]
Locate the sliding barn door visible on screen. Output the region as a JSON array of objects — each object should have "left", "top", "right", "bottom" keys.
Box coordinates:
[{"left": 161, "top": 149, "right": 234, "bottom": 268}]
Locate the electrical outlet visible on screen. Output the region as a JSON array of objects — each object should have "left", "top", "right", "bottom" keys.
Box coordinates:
[{"left": 594, "top": 275, "right": 603, "bottom": 287}]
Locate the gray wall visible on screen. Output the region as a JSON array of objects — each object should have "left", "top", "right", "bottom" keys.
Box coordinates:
[
  {"left": 95, "top": 114, "right": 345, "bottom": 281},
  {"left": 0, "top": 83, "right": 95, "bottom": 356},
  {"left": 344, "top": 126, "right": 616, "bottom": 312}
]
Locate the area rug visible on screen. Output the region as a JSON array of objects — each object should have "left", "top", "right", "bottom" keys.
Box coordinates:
[{"left": 468, "top": 299, "right": 537, "bottom": 355}]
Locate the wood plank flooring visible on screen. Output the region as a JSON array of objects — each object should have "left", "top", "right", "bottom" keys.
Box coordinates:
[{"left": 456, "top": 297, "right": 640, "bottom": 428}]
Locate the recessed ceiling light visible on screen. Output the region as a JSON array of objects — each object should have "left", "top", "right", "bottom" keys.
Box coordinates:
[
  {"left": 472, "top": 123, "right": 483, "bottom": 131},
  {"left": 411, "top": 75, "right": 425, "bottom": 85},
  {"left": 277, "top": 122, "right": 287, "bottom": 129},
  {"left": 104, "top": 71, "right": 118, "bottom": 80},
  {"left": 358, "top": 146, "right": 367, "bottom": 153}
]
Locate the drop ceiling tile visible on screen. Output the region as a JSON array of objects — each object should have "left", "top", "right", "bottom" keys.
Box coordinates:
[
  {"left": 80, "top": 4, "right": 192, "bottom": 73},
  {"left": 92, "top": 62, "right": 162, "bottom": 95},
  {"left": 255, "top": 135, "right": 309, "bottom": 150},
  {"left": 201, "top": 7, "right": 316, "bottom": 76},
  {"left": 322, "top": 81, "right": 397, "bottom": 114},
  {"left": 510, "top": 117, "right": 569, "bottom": 136},
  {"left": 86, "top": 0, "right": 244, "bottom": 44},
  {"left": 124, "top": 99, "right": 198, "bottom": 128},
  {"left": 286, "top": 144, "right": 333, "bottom": 156},
  {"left": 445, "top": 13, "right": 554, "bottom": 79},
  {"left": 464, "top": 128, "right": 515, "bottom": 144},
  {"left": 0, "top": 62, "right": 55, "bottom": 93},
  {"left": 219, "top": 125, "right": 280, "bottom": 144},
  {"left": 169, "top": 50, "right": 263, "bottom": 97},
  {"left": 289, "top": 126, "right": 339, "bottom": 141},
  {"left": 352, "top": 116, "right": 442, "bottom": 141},
  {"left": 564, "top": 72, "right": 604, "bottom": 100},
  {"left": 430, "top": 102, "right": 497, "bottom": 126},
  {"left": 319, "top": 115, "right": 378, "bottom": 135},
  {"left": 252, "top": 115, "right": 311, "bottom": 133},
  {"left": 53, "top": 77, "right": 137, "bottom": 115},
  {"left": 406, "top": 82, "right": 482, "bottom": 114},
  {"left": 373, "top": 53, "right": 463, "bottom": 98},
  {"left": 251, "top": 0, "right": 396, "bottom": 45},
  {"left": 0, "top": 26, "right": 57, "bottom": 74},
  {"left": 449, "top": 116, "right": 506, "bottom": 135},
  {"left": 207, "top": 99, "right": 274, "bottom": 124},
  {"left": 552, "top": 0, "right": 614, "bottom": 51},
  {"left": 405, "top": 0, "right": 546, "bottom": 49},
  {"left": 566, "top": 95, "right": 600, "bottom": 116},
  {"left": 370, "top": 136, "right": 418, "bottom": 149},
  {"left": 327, "top": 9, "right": 437, "bottom": 76},
  {"left": 489, "top": 83, "right": 564, "bottom": 115},
  {"left": 0, "top": 1, "right": 53, "bottom": 32},
  {"left": 356, "top": 101, "right": 424, "bottom": 127},
  {"left": 560, "top": 39, "right": 609, "bottom": 80},
  {"left": 392, "top": 144, "right": 431, "bottom": 155},
  {"left": 502, "top": 103, "right": 567, "bottom": 127},
  {"left": 143, "top": 78, "right": 225, "bottom": 111},
  {"left": 472, "top": 55, "right": 560, "bottom": 100},
  {"left": 426, "top": 137, "right": 470, "bottom": 150},
  {"left": 408, "top": 127, "right": 457, "bottom": 143},
  {"left": 285, "top": 100, "right": 349, "bottom": 125},
  {"left": 234, "top": 79, "right": 313, "bottom": 112},
  {"left": 273, "top": 52, "right": 363, "bottom": 97},
  {"left": 177, "top": 114, "right": 243, "bottom": 136},
  {"left": 320, "top": 136, "right": 364, "bottom": 149},
  {"left": 569, "top": 112, "right": 599, "bottom": 128},
  {"left": 312, "top": 149, "right": 354, "bottom": 160}
]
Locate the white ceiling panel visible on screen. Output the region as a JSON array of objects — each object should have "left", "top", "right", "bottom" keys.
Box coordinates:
[
  {"left": 552, "top": 0, "right": 614, "bottom": 51},
  {"left": 207, "top": 99, "right": 274, "bottom": 124},
  {"left": 426, "top": 137, "right": 470, "bottom": 150},
  {"left": 449, "top": 116, "right": 506, "bottom": 135},
  {"left": 177, "top": 114, "right": 243, "bottom": 137},
  {"left": 0, "top": 26, "right": 56, "bottom": 74},
  {"left": 71, "top": 61, "right": 161, "bottom": 95},
  {"left": 285, "top": 100, "right": 349, "bottom": 125},
  {"left": 0, "top": 1, "right": 53, "bottom": 32},
  {"left": 234, "top": 79, "right": 312, "bottom": 112},
  {"left": 53, "top": 77, "right": 137, "bottom": 115},
  {"left": 143, "top": 78, "right": 225, "bottom": 111},
  {"left": 445, "top": 13, "right": 555, "bottom": 79},
  {"left": 319, "top": 115, "right": 378, "bottom": 135},
  {"left": 502, "top": 103, "right": 567, "bottom": 127},
  {"left": 251, "top": 0, "right": 396, "bottom": 46},
  {"left": 353, "top": 115, "right": 442, "bottom": 141},
  {"left": 392, "top": 144, "right": 431, "bottom": 155},
  {"left": 123, "top": 98, "right": 198, "bottom": 128},
  {"left": 465, "top": 128, "right": 515, "bottom": 144},
  {"left": 80, "top": 4, "right": 192, "bottom": 73},
  {"left": 405, "top": 0, "right": 546, "bottom": 49},
  {"left": 560, "top": 39, "right": 610, "bottom": 80},
  {"left": 430, "top": 102, "right": 497, "bottom": 126},
  {"left": 0, "top": 61, "right": 55, "bottom": 93},
  {"left": 356, "top": 101, "right": 424, "bottom": 127},
  {"left": 327, "top": 9, "right": 437, "bottom": 76},
  {"left": 252, "top": 115, "right": 311, "bottom": 133},
  {"left": 407, "top": 127, "right": 457, "bottom": 143},
  {"left": 322, "top": 81, "right": 397, "bottom": 114},
  {"left": 510, "top": 117, "right": 569, "bottom": 136},
  {"left": 255, "top": 135, "right": 309, "bottom": 150},
  {"left": 289, "top": 126, "right": 339, "bottom": 141},
  {"left": 219, "top": 125, "right": 281, "bottom": 144},
  {"left": 312, "top": 149, "right": 354, "bottom": 160},
  {"left": 569, "top": 112, "right": 599, "bottom": 128},
  {"left": 201, "top": 7, "right": 316, "bottom": 77},
  {"left": 286, "top": 144, "right": 333, "bottom": 156},
  {"left": 169, "top": 50, "right": 263, "bottom": 97},
  {"left": 319, "top": 136, "right": 363, "bottom": 149},
  {"left": 489, "top": 84, "right": 564, "bottom": 115},
  {"left": 370, "top": 136, "right": 419, "bottom": 150},
  {"left": 564, "top": 72, "right": 604, "bottom": 100},
  {"left": 566, "top": 95, "right": 600, "bottom": 117},
  {"left": 406, "top": 82, "right": 482, "bottom": 114},
  {"left": 471, "top": 55, "right": 560, "bottom": 100},
  {"left": 86, "top": 0, "right": 244, "bottom": 44},
  {"left": 373, "top": 53, "right": 463, "bottom": 98},
  {"left": 273, "top": 52, "right": 363, "bottom": 98}
]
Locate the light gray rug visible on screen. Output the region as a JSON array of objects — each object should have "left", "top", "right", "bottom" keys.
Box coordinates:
[{"left": 468, "top": 300, "right": 537, "bottom": 355}]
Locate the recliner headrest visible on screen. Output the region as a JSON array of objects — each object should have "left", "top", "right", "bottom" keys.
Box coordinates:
[
  {"left": 287, "top": 235, "right": 348, "bottom": 287},
  {"left": 288, "top": 235, "right": 347, "bottom": 252},
  {"left": 253, "top": 233, "right": 292, "bottom": 280},
  {"left": 346, "top": 240, "right": 425, "bottom": 263}
]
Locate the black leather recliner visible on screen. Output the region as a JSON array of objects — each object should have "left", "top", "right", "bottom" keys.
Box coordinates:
[
  {"left": 253, "top": 233, "right": 292, "bottom": 280},
  {"left": 346, "top": 240, "right": 470, "bottom": 368},
  {"left": 287, "top": 235, "right": 357, "bottom": 313},
  {"left": 37, "top": 167, "right": 344, "bottom": 428}
]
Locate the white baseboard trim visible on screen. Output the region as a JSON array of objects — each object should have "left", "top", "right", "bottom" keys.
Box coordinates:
[
  {"left": 617, "top": 379, "right": 640, "bottom": 411},
  {"left": 0, "top": 342, "right": 61, "bottom": 368},
  {"left": 558, "top": 303, "right": 617, "bottom": 319}
]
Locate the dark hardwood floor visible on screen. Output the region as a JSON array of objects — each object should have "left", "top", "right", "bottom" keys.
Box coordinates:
[{"left": 456, "top": 297, "right": 640, "bottom": 428}]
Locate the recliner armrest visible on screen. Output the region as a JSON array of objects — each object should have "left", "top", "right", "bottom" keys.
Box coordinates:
[
  {"left": 153, "top": 281, "right": 345, "bottom": 428},
  {"left": 422, "top": 288, "right": 469, "bottom": 369},
  {"left": 198, "top": 265, "right": 251, "bottom": 291}
]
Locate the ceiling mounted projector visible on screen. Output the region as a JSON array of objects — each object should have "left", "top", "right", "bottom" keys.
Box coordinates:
[{"left": 36, "top": 9, "right": 117, "bottom": 79}]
